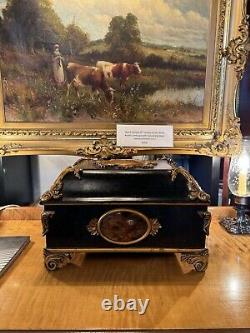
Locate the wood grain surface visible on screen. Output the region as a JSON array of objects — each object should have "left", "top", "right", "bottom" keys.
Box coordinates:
[
  {"left": 0, "top": 206, "right": 42, "bottom": 220},
  {"left": 0, "top": 207, "right": 250, "bottom": 331}
]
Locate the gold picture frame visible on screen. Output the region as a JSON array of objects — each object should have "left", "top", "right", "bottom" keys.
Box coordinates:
[{"left": 0, "top": 0, "right": 248, "bottom": 158}]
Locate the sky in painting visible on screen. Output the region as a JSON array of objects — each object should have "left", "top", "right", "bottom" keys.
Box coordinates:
[{"left": 0, "top": 0, "right": 210, "bottom": 49}]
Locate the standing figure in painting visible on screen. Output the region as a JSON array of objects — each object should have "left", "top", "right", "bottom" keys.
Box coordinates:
[{"left": 52, "top": 44, "right": 65, "bottom": 86}]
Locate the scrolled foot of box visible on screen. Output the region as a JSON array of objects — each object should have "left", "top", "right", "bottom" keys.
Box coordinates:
[
  {"left": 43, "top": 249, "right": 75, "bottom": 271},
  {"left": 180, "top": 249, "right": 209, "bottom": 272}
]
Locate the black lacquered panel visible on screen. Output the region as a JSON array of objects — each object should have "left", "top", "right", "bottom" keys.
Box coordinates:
[
  {"left": 62, "top": 170, "right": 193, "bottom": 202},
  {"left": 45, "top": 204, "right": 207, "bottom": 250}
]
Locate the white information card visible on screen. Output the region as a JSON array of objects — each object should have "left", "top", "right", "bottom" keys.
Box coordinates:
[{"left": 116, "top": 124, "right": 174, "bottom": 148}]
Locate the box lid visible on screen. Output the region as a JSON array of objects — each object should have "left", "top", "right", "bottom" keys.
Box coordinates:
[{"left": 40, "top": 159, "right": 210, "bottom": 205}]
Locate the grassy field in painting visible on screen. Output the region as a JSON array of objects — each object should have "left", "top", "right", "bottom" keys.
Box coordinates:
[{"left": 1, "top": 42, "right": 206, "bottom": 123}]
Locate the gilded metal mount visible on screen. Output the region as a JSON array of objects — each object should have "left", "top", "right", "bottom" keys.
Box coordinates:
[
  {"left": 76, "top": 136, "right": 138, "bottom": 160},
  {"left": 171, "top": 167, "right": 210, "bottom": 202},
  {"left": 198, "top": 211, "right": 212, "bottom": 236},
  {"left": 43, "top": 248, "right": 209, "bottom": 271},
  {"left": 44, "top": 249, "right": 75, "bottom": 271},
  {"left": 94, "top": 159, "right": 157, "bottom": 169},
  {"left": 41, "top": 211, "right": 55, "bottom": 236},
  {"left": 181, "top": 249, "right": 209, "bottom": 272}
]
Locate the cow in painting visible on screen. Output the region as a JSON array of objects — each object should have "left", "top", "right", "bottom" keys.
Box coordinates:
[
  {"left": 96, "top": 61, "right": 142, "bottom": 87},
  {"left": 66, "top": 62, "right": 115, "bottom": 103}
]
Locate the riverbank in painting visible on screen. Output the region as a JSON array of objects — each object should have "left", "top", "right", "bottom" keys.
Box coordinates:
[
  {"left": 1, "top": 44, "right": 206, "bottom": 123},
  {"left": 0, "top": 0, "right": 209, "bottom": 124}
]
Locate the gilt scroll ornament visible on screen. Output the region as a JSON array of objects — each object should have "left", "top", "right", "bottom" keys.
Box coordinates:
[
  {"left": 0, "top": 143, "right": 23, "bottom": 156},
  {"left": 198, "top": 211, "right": 212, "bottom": 236},
  {"left": 41, "top": 211, "right": 55, "bottom": 236},
  {"left": 87, "top": 218, "right": 99, "bottom": 236},
  {"left": 44, "top": 249, "right": 74, "bottom": 271},
  {"left": 181, "top": 249, "right": 209, "bottom": 272},
  {"left": 171, "top": 167, "right": 210, "bottom": 202},
  {"left": 223, "top": 14, "right": 249, "bottom": 80},
  {"left": 40, "top": 165, "right": 75, "bottom": 202},
  {"left": 76, "top": 136, "right": 138, "bottom": 160},
  {"left": 94, "top": 159, "right": 157, "bottom": 169},
  {"left": 194, "top": 117, "right": 242, "bottom": 157}
]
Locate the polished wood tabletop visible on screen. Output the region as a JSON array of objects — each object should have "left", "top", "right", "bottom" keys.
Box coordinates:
[{"left": 0, "top": 207, "right": 250, "bottom": 330}]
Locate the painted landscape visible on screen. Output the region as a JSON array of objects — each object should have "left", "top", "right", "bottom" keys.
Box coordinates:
[{"left": 0, "top": 0, "right": 210, "bottom": 123}]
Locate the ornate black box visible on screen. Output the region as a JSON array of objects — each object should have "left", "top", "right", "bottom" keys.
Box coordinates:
[{"left": 40, "top": 159, "right": 211, "bottom": 272}]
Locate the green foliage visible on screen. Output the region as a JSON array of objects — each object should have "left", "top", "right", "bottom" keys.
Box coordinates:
[
  {"left": 124, "top": 13, "right": 141, "bottom": 44},
  {"left": 105, "top": 16, "right": 126, "bottom": 49},
  {"left": 51, "top": 88, "right": 110, "bottom": 120},
  {"left": 38, "top": 0, "right": 67, "bottom": 47},
  {"left": 0, "top": 0, "right": 66, "bottom": 51},
  {"left": 143, "top": 52, "right": 206, "bottom": 72},
  {"left": 65, "top": 24, "right": 89, "bottom": 55},
  {"left": 112, "top": 87, "right": 153, "bottom": 122},
  {"left": 0, "top": 0, "right": 92, "bottom": 57},
  {"left": 105, "top": 13, "right": 144, "bottom": 62},
  {"left": 143, "top": 54, "right": 166, "bottom": 68}
]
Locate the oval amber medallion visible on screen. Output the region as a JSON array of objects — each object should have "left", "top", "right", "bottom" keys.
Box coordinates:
[{"left": 97, "top": 209, "right": 151, "bottom": 245}]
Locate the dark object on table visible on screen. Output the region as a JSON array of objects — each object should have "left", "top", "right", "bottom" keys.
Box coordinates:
[
  {"left": 220, "top": 196, "right": 250, "bottom": 234},
  {"left": 0, "top": 236, "right": 30, "bottom": 277},
  {"left": 40, "top": 159, "right": 211, "bottom": 272},
  {"left": 0, "top": 156, "right": 34, "bottom": 205}
]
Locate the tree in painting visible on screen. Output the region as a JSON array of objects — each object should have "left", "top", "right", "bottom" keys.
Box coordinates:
[
  {"left": 1, "top": 0, "right": 65, "bottom": 51},
  {"left": 65, "top": 23, "right": 89, "bottom": 56},
  {"left": 105, "top": 13, "right": 143, "bottom": 62}
]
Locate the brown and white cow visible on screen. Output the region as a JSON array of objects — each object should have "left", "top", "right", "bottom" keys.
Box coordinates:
[
  {"left": 96, "top": 61, "right": 114, "bottom": 79},
  {"left": 96, "top": 61, "right": 141, "bottom": 87},
  {"left": 66, "top": 62, "right": 115, "bottom": 103}
]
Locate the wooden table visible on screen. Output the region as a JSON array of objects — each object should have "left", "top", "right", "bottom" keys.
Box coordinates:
[{"left": 0, "top": 207, "right": 250, "bottom": 331}]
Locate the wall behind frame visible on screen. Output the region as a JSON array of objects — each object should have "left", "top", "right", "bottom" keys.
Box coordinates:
[{"left": 31, "top": 155, "right": 78, "bottom": 201}]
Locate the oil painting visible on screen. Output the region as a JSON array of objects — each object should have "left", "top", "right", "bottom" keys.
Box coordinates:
[
  {"left": 0, "top": 0, "right": 247, "bottom": 157},
  {"left": 0, "top": 0, "right": 210, "bottom": 124}
]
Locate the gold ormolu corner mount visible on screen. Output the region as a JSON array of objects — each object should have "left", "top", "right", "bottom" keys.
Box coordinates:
[
  {"left": 41, "top": 211, "right": 55, "bottom": 236},
  {"left": 44, "top": 249, "right": 75, "bottom": 271},
  {"left": 171, "top": 166, "right": 210, "bottom": 202},
  {"left": 181, "top": 249, "right": 209, "bottom": 272},
  {"left": 40, "top": 165, "right": 75, "bottom": 203},
  {"left": 198, "top": 211, "right": 212, "bottom": 236}
]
